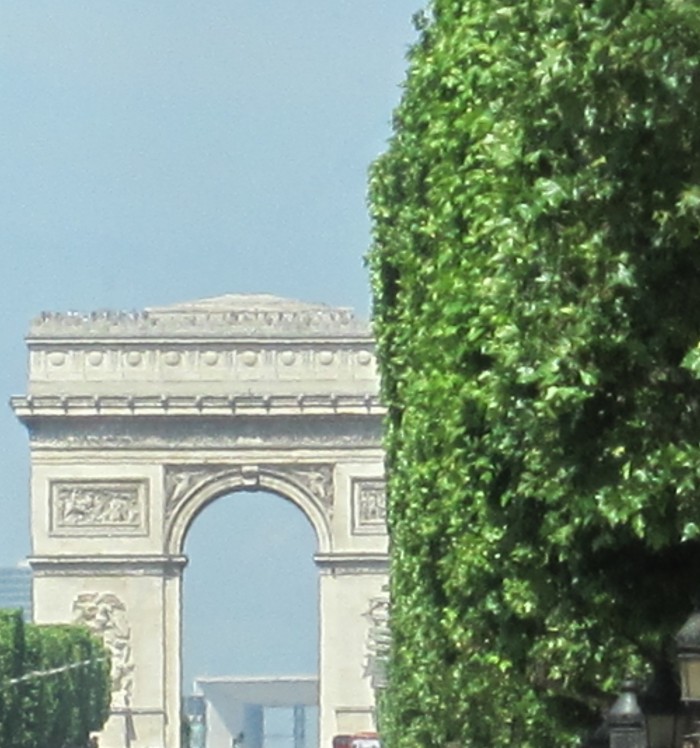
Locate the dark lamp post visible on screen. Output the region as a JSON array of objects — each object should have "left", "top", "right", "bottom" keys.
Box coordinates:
[
  {"left": 609, "top": 680, "right": 648, "bottom": 748},
  {"left": 677, "top": 612, "right": 700, "bottom": 704}
]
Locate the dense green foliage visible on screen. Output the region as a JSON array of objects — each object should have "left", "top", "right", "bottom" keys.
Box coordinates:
[
  {"left": 0, "top": 610, "right": 111, "bottom": 748},
  {"left": 0, "top": 610, "right": 26, "bottom": 748},
  {"left": 368, "top": 1, "right": 700, "bottom": 746}
]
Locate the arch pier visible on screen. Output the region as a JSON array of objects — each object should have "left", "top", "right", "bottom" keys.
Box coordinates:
[{"left": 12, "top": 295, "right": 388, "bottom": 748}]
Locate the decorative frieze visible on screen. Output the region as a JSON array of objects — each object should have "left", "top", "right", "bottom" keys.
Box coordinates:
[
  {"left": 351, "top": 479, "right": 387, "bottom": 535},
  {"left": 164, "top": 463, "right": 334, "bottom": 524},
  {"left": 27, "top": 346, "right": 378, "bottom": 389},
  {"left": 72, "top": 592, "right": 134, "bottom": 707},
  {"left": 50, "top": 480, "right": 148, "bottom": 536}
]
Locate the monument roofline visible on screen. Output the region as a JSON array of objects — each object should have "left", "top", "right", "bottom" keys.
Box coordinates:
[{"left": 27, "top": 293, "right": 371, "bottom": 341}]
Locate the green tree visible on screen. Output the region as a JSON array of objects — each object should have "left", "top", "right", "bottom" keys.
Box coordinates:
[
  {"left": 0, "top": 610, "right": 26, "bottom": 748},
  {"left": 0, "top": 612, "right": 110, "bottom": 748},
  {"left": 368, "top": 1, "right": 700, "bottom": 746},
  {"left": 28, "top": 624, "right": 111, "bottom": 748}
]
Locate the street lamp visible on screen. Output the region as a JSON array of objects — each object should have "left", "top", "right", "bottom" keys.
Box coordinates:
[
  {"left": 608, "top": 680, "right": 648, "bottom": 748},
  {"left": 677, "top": 612, "right": 700, "bottom": 704},
  {"left": 677, "top": 611, "right": 700, "bottom": 748}
]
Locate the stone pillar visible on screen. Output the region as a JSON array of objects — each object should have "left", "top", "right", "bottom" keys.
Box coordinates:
[
  {"left": 317, "top": 557, "right": 387, "bottom": 748},
  {"left": 31, "top": 554, "right": 185, "bottom": 748},
  {"left": 164, "top": 558, "right": 186, "bottom": 748}
]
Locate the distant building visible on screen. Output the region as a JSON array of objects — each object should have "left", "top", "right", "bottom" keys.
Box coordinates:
[
  {"left": 0, "top": 565, "right": 32, "bottom": 621},
  {"left": 184, "top": 695, "right": 207, "bottom": 748},
  {"left": 193, "top": 676, "right": 319, "bottom": 748}
]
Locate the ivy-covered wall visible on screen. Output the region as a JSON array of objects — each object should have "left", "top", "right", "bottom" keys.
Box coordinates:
[
  {"left": 0, "top": 610, "right": 111, "bottom": 748},
  {"left": 368, "top": 1, "right": 700, "bottom": 746}
]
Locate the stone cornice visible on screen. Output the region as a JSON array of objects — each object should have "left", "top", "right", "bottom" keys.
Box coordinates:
[
  {"left": 30, "top": 552, "right": 390, "bottom": 576},
  {"left": 314, "top": 552, "right": 389, "bottom": 575},
  {"left": 11, "top": 394, "right": 385, "bottom": 419},
  {"left": 29, "top": 554, "right": 188, "bottom": 576}
]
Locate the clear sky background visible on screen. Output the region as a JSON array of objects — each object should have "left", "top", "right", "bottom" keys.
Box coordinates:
[{"left": 0, "top": 1, "right": 418, "bottom": 693}]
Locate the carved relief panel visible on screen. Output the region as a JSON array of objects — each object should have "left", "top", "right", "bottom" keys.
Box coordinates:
[
  {"left": 50, "top": 480, "right": 149, "bottom": 536},
  {"left": 351, "top": 479, "right": 386, "bottom": 535}
]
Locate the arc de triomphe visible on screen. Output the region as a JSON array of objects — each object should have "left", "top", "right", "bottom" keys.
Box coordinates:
[{"left": 11, "top": 294, "right": 388, "bottom": 748}]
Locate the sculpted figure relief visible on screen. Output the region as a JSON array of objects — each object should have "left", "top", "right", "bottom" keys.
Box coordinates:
[
  {"left": 363, "top": 586, "right": 390, "bottom": 690},
  {"left": 73, "top": 592, "right": 135, "bottom": 707},
  {"left": 52, "top": 481, "right": 144, "bottom": 534}
]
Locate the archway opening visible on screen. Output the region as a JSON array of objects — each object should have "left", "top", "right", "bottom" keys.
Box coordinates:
[{"left": 182, "top": 490, "right": 319, "bottom": 748}]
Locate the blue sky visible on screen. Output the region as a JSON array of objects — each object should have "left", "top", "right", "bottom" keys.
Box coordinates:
[{"left": 0, "top": 1, "right": 417, "bottom": 687}]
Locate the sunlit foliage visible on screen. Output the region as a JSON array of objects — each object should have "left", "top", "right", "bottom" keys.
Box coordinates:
[
  {"left": 0, "top": 610, "right": 111, "bottom": 748},
  {"left": 368, "top": 1, "right": 700, "bottom": 746}
]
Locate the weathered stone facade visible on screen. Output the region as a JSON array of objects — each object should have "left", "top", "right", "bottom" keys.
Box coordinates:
[{"left": 12, "top": 294, "right": 387, "bottom": 748}]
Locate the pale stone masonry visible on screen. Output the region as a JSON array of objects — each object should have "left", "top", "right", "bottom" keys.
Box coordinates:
[{"left": 12, "top": 294, "right": 388, "bottom": 748}]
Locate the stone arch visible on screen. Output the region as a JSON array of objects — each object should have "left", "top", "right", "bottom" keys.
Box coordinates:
[
  {"left": 13, "top": 294, "right": 388, "bottom": 748},
  {"left": 165, "top": 464, "right": 333, "bottom": 556}
]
